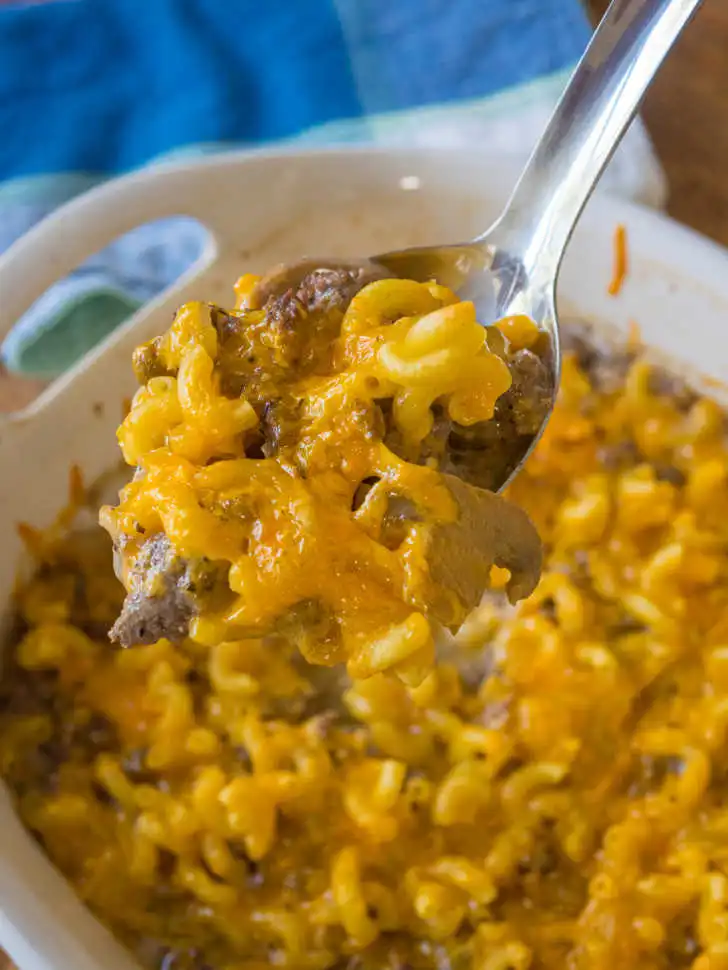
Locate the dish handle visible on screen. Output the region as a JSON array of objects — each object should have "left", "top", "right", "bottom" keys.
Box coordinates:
[{"left": 0, "top": 159, "right": 245, "bottom": 345}]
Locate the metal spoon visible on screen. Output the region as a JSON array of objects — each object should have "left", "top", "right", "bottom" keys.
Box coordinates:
[{"left": 255, "top": 0, "right": 703, "bottom": 492}]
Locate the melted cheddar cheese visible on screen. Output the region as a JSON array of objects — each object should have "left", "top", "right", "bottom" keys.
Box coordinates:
[{"left": 101, "top": 273, "right": 542, "bottom": 684}]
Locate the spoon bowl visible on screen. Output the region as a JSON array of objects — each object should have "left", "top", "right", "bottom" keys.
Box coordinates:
[{"left": 374, "top": 240, "right": 559, "bottom": 489}]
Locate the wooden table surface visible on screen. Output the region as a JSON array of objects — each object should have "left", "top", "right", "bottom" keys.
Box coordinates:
[
  {"left": 2, "top": 2, "right": 728, "bottom": 968},
  {"left": 589, "top": 0, "right": 728, "bottom": 246}
]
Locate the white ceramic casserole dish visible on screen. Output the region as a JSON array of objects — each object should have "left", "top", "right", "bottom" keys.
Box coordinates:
[{"left": 1, "top": 146, "right": 728, "bottom": 970}]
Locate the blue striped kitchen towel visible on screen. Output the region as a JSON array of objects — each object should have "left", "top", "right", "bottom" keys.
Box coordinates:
[{"left": 0, "top": 0, "right": 665, "bottom": 379}]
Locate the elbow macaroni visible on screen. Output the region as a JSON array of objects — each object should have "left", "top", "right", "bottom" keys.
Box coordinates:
[
  {"left": 7, "top": 312, "right": 728, "bottom": 968},
  {"left": 104, "top": 275, "right": 529, "bottom": 685}
]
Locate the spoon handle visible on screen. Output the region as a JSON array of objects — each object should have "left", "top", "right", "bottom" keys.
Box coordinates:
[{"left": 488, "top": 0, "right": 703, "bottom": 289}]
